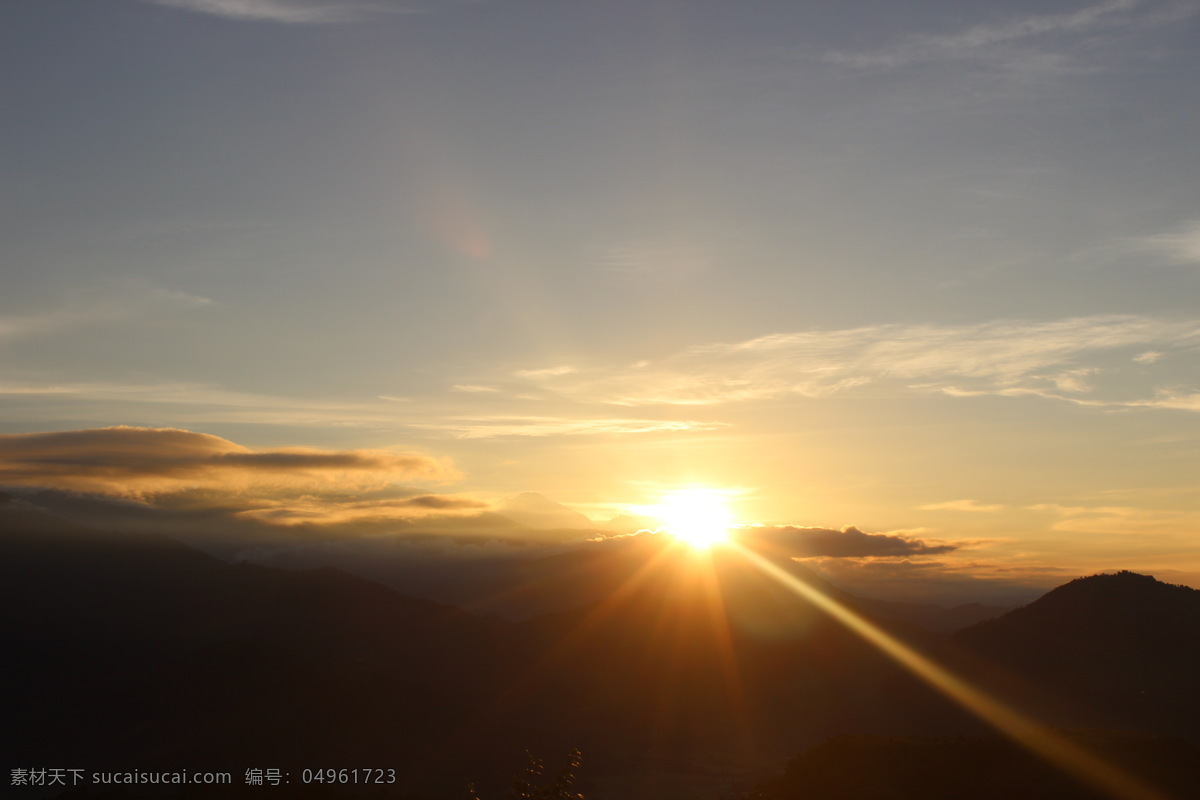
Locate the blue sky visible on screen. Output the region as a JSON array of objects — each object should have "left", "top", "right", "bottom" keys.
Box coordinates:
[{"left": 4, "top": 0, "right": 1200, "bottom": 600}]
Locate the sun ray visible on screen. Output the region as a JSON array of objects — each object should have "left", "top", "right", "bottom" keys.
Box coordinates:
[
  {"left": 460, "top": 534, "right": 682, "bottom": 727},
  {"left": 728, "top": 543, "right": 1169, "bottom": 800}
]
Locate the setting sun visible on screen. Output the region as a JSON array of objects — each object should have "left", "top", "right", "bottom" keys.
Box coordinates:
[{"left": 654, "top": 488, "right": 737, "bottom": 550}]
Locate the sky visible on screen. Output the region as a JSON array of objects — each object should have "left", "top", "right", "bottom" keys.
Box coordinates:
[{"left": 3, "top": 0, "right": 1200, "bottom": 604}]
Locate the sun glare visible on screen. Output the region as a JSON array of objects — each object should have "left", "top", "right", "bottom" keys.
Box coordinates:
[{"left": 655, "top": 488, "right": 736, "bottom": 550}]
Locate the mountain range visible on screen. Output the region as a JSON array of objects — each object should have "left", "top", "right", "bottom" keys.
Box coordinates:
[{"left": 3, "top": 495, "right": 1198, "bottom": 799}]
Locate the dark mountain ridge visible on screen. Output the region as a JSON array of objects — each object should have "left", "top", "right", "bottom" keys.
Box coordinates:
[
  {"left": 5, "top": 499, "right": 1198, "bottom": 798},
  {"left": 951, "top": 570, "right": 1200, "bottom": 743}
]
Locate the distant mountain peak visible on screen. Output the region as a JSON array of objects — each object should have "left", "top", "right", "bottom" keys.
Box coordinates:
[
  {"left": 1059, "top": 570, "right": 1176, "bottom": 590},
  {"left": 495, "top": 492, "right": 596, "bottom": 531},
  {"left": 961, "top": 571, "right": 1200, "bottom": 630},
  {"left": 1025, "top": 570, "right": 1198, "bottom": 612},
  {"left": 955, "top": 568, "right": 1200, "bottom": 676}
]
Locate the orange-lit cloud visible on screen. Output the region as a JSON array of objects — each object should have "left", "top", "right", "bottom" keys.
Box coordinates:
[
  {"left": 0, "top": 426, "right": 458, "bottom": 498},
  {"left": 235, "top": 493, "right": 490, "bottom": 526},
  {"left": 920, "top": 499, "right": 1005, "bottom": 513},
  {"left": 1028, "top": 502, "right": 1200, "bottom": 541}
]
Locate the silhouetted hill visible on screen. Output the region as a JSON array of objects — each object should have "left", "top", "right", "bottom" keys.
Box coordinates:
[
  {"left": 742, "top": 731, "right": 1200, "bottom": 800},
  {"left": 0, "top": 504, "right": 975, "bottom": 798},
  {"left": 954, "top": 571, "right": 1200, "bottom": 739},
  {"left": 6, "top": 501, "right": 1199, "bottom": 799},
  {"left": 0, "top": 502, "right": 520, "bottom": 797}
]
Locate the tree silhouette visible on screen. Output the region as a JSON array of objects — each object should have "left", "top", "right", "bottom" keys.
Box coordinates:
[{"left": 467, "top": 748, "right": 585, "bottom": 800}]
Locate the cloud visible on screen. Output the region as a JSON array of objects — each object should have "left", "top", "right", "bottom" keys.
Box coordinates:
[
  {"left": 1131, "top": 218, "right": 1200, "bottom": 265},
  {"left": 7, "top": 481, "right": 601, "bottom": 552},
  {"left": 823, "top": 0, "right": 1152, "bottom": 70},
  {"left": 740, "top": 525, "right": 958, "bottom": 559},
  {"left": 142, "top": 0, "right": 396, "bottom": 24},
  {"left": 920, "top": 500, "right": 1005, "bottom": 513},
  {"left": 0, "top": 379, "right": 425, "bottom": 428},
  {"left": 513, "top": 366, "right": 577, "bottom": 380},
  {"left": 0, "top": 426, "right": 457, "bottom": 498},
  {"left": 0, "top": 281, "right": 211, "bottom": 345},
  {"left": 1122, "top": 390, "right": 1200, "bottom": 412},
  {"left": 233, "top": 493, "right": 488, "bottom": 526},
  {"left": 1027, "top": 502, "right": 1200, "bottom": 540},
  {"left": 417, "top": 415, "right": 727, "bottom": 439},
  {"left": 0, "top": 429, "right": 626, "bottom": 549},
  {"left": 0, "top": 380, "right": 729, "bottom": 439},
  {"left": 510, "top": 314, "right": 1200, "bottom": 409},
  {"left": 141, "top": 0, "right": 490, "bottom": 24}
]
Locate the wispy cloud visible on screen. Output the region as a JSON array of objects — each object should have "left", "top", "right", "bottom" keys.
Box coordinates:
[
  {"left": 1028, "top": 502, "right": 1200, "bottom": 542},
  {"left": 1130, "top": 218, "right": 1200, "bottom": 265},
  {"left": 823, "top": 0, "right": 1149, "bottom": 69},
  {"left": 510, "top": 315, "right": 1200, "bottom": 409},
  {"left": 142, "top": 0, "right": 399, "bottom": 24},
  {"left": 919, "top": 500, "right": 1006, "bottom": 513},
  {"left": 416, "top": 416, "right": 728, "bottom": 439},
  {"left": 140, "top": 0, "right": 486, "bottom": 24},
  {"left": 1127, "top": 391, "right": 1200, "bottom": 411},
  {"left": 0, "top": 380, "right": 400, "bottom": 427},
  {"left": 0, "top": 282, "right": 211, "bottom": 345},
  {"left": 513, "top": 366, "right": 577, "bottom": 380},
  {"left": 0, "top": 379, "right": 729, "bottom": 439},
  {"left": 452, "top": 384, "right": 502, "bottom": 393},
  {"left": 234, "top": 492, "right": 488, "bottom": 526}
]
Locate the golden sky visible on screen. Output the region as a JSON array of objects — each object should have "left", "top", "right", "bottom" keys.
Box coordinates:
[{"left": 4, "top": 0, "right": 1200, "bottom": 602}]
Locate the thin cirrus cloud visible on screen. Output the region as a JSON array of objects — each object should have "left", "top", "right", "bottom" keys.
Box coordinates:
[
  {"left": 1027, "top": 502, "right": 1200, "bottom": 540},
  {"left": 141, "top": 0, "right": 466, "bottom": 24},
  {"left": 920, "top": 500, "right": 1006, "bottom": 513},
  {"left": 822, "top": 0, "right": 1153, "bottom": 69},
  {"left": 418, "top": 415, "right": 728, "bottom": 439},
  {"left": 0, "top": 380, "right": 731, "bottom": 440},
  {"left": 512, "top": 366, "right": 577, "bottom": 380},
  {"left": 511, "top": 314, "right": 1200, "bottom": 409},
  {"left": 0, "top": 426, "right": 458, "bottom": 498},
  {"left": 1130, "top": 218, "right": 1200, "bottom": 265},
  {"left": 0, "top": 284, "right": 211, "bottom": 346},
  {"left": 0, "top": 380, "right": 423, "bottom": 428}
]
